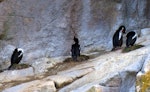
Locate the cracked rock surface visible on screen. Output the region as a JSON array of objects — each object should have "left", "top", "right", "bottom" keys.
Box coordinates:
[
  {"left": 0, "top": 29, "right": 150, "bottom": 92},
  {"left": 1, "top": 0, "right": 150, "bottom": 92}
]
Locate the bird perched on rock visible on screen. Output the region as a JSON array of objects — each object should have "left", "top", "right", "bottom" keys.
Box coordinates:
[
  {"left": 112, "top": 25, "right": 126, "bottom": 51},
  {"left": 126, "top": 31, "right": 137, "bottom": 47},
  {"left": 8, "top": 48, "right": 24, "bottom": 70},
  {"left": 71, "top": 36, "right": 80, "bottom": 61}
]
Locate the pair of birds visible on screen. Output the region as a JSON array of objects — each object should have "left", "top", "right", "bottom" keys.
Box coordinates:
[{"left": 112, "top": 25, "right": 137, "bottom": 50}]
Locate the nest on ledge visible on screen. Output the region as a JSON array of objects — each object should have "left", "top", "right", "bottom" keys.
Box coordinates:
[
  {"left": 122, "top": 44, "right": 144, "bottom": 53},
  {"left": 63, "top": 55, "right": 90, "bottom": 62},
  {"left": 9, "top": 63, "right": 31, "bottom": 70}
]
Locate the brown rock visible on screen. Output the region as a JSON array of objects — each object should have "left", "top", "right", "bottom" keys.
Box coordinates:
[{"left": 45, "top": 75, "right": 73, "bottom": 88}]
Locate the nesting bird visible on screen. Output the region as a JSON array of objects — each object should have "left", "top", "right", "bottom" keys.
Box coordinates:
[
  {"left": 8, "top": 48, "right": 24, "bottom": 69},
  {"left": 71, "top": 36, "right": 80, "bottom": 61},
  {"left": 112, "top": 25, "right": 126, "bottom": 50},
  {"left": 126, "top": 31, "right": 137, "bottom": 47}
]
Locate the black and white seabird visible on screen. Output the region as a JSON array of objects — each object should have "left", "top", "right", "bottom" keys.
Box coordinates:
[
  {"left": 112, "top": 25, "right": 126, "bottom": 50},
  {"left": 8, "top": 48, "right": 24, "bottom": 69},
  {"left": 126, "top": 31, "right": 137, "bottom": 47}
]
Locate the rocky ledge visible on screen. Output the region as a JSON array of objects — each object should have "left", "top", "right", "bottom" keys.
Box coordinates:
[{"left": 1, "top": 28, "right": 150, "bottom": 92}]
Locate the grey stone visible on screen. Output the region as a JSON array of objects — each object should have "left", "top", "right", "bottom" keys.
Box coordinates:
[
  {"left": 136, "top": 34, "right": 150, "bottom": 46},
  {"left": 31, "top": 57, "right": 54, "bottom": 74},
  {"left": 45, "top": 75, "right": 73, "bottom": 88},
  {"left": 86, "top": 85, "right": 119, "bottom": 92},
  {"left": 101, "top": 74, "right": 122, "bottom": 87},
  {"left": 119, "top": 71, "right": 137, "bottom": 92},
  {"left": 141, "top": 28, "right": 150, "bottom": 36},
  {"left": 59, "top": 46, "right": 150, "bottom": 92},
  {"left": 2, "top": 80, "right": 56, "bottom": 92},
  {"left": 31, "top": 56, "right": 68, "bottom": 74},
  {"left": 58, "top": 68, "right": 94, "bottom": 79},
  {"left": 0, "top": 67, "right": 34, "bottom": 82},
  {"left": 0, "top": 34, "right": 150, "bottom": 92},
  {"left": 0, "top": 0, "right": 150, "bottom": 63},
  {"left": 0, "top": 1, "right": 150, "bottom": 91},
  {"left": 0, "top": 45, "right": 15, "bottom": 70}
]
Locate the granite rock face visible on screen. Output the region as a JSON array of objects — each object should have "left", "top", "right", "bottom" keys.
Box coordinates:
[
  {"left": 0, "top": 0, "right": 150, "bottom": 64},
  {"left": 2, "top": 80, "right": 56, "bottom": 92},
  {"left": 1, "top": 0, "right": 150, "bottom": 92},
  {"left": 0, "top": 45, "right": 15, "bottom": 70},
  {"left": 0, "top": 29, "right": 150, "bottom": 92},
  {"left": 0, "top": 67, "right": 34, "bottom": 83}
]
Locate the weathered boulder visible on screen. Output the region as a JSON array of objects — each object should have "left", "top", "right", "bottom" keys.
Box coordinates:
[
  {"left": 101, "top": 74, "right": 122, "bottom": 87},
  {"left": 31, "top": 56, "right": 67, "bottom": 74},
  {"left": 59, "top": 46, "right": 150, "bottom": 92},
  {"left": 0, "top": 67, "right": 34, "bottom": 82},
  {"left": 137, "top": 35, "right": 150, "bottom": 46},
  {"left": 42, "top": 66, "right": 93, "bottom": 88},
  {"left": 0, "top": 33, "right": 150, "bottom": 92},
  {"left": 31, "top": 58, "right": 54, "bottom": 74},
  {"left": 119, "top": 71, "right": 137, "bottom": 92},
  {"left": 0, "top": 1, "right": 150, "bottom": 92},
  {"left": 0, "top": 0, "right": 150, "bottom": 62},
  {"left": 58, "top": 67, "right": 94, "bottom": 79},
  {"left": 45, "top": 75, "right": 73, "bottom": 88},
  {"left": 0, "top": 45, "right": 15, "bottom": 70},
  {"left": 84, "top": 74, "right": 121, "bottom": 92},
  {"left": 2, "top": 80, "right": 56, "bottom": 92},
  {"left": 86, "top": 85, "right": 119, "bottom": 92},
  {"left": 141, "top": 28, "right": 150, "bottom": 36}
]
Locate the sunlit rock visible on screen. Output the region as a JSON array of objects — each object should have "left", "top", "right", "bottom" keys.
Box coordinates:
[
  {"left": 45, "top": 75, "right": 73, "bottom": 88},
  {"left": 0, "top": 45, "right": 15, "bottom": 70},
  {"left": 32, "top": 56, "right": 67, "bottom": 74},
  {"left": 141, "top": 28, "right": 150, "bottom": 36},
  {"left": 2, "top": 80, "right": 56, "bottom": 92},
  {"left": 86, "top": 85, "right": 119, "bottom": 92},
  {"left": 0, "top": 67, "right": 34, "bottom": 82}
]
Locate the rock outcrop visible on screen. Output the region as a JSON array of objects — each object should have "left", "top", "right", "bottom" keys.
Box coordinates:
[
  {"left": 3, "top": 80, "right": 56, "bottom": 92},
  {"left": 0, "top": 29, "right": 150, "bottom": 92},
  {"left": 0, "top": 67, "right": 34, "bottom": 83},
  {"left": 0, "top": 0, "right": 150, "bottom": 64},
  {"left": 0, "top": 0, "right": 150, "bottom": 92}
]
